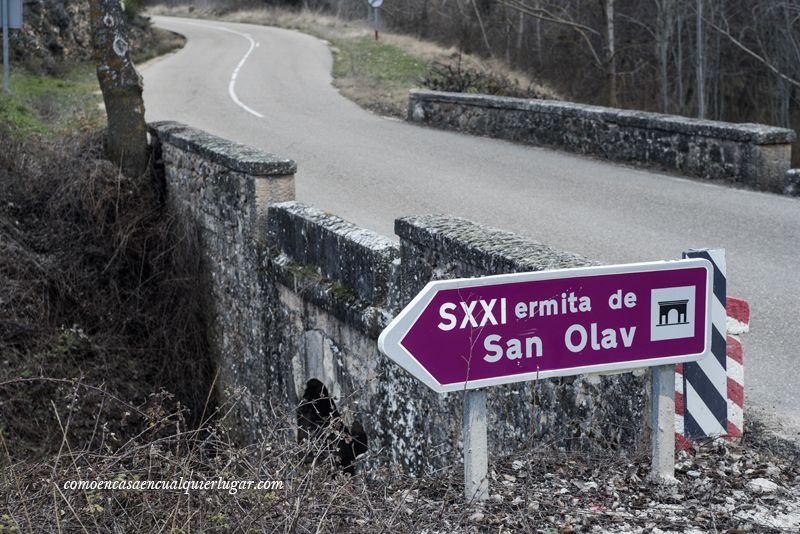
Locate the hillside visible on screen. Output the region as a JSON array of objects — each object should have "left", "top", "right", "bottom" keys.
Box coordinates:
[{"left": 9, "top": 0, "right": 182, "bottom": 73}]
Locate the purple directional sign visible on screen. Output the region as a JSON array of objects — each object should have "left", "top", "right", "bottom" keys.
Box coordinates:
[{"left": 378, "top": 260, "right": 713, "bottom": 393}]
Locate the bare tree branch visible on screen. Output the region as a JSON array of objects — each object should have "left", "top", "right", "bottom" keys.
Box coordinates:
[
  {"left": 706, "top": 16, "right": 800, "bottom": 90},
  {"left": 499, "top": 0, "right": 604, "bottom": 66}
]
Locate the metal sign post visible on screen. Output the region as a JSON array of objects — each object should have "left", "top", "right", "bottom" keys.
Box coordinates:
[
  {"left": 464, "top": 389, "right": 488, "bottom": 501},
  {"left": 368, "top": 0, "right": 383, "bottom": 40},
  {"left": 1, "top": 0, "right": 22, "bottom": 93},
  {"left": 379, "top": 259, "right": 715, "bottom": 501},
  {"left": 650, "top": 364, "right": 676, "bottom": 482}
]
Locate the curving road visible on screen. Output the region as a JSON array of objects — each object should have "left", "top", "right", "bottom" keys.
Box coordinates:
[{"left": 142, "top": 16, "right": 800, "bottom": 437}]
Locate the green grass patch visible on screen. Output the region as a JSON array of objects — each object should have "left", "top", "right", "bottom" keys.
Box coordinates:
[
  {"left": 0, "top": 63, "right": 104, "bottom": 138},
  {"left": 332, "top": 35, "right": 426, "bottom": 89},
  {"left": 329, "top": 280, "right": 358, "bottom": 304}
]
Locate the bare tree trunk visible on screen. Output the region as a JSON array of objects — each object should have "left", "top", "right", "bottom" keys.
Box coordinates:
[
  {"left": 656, "top": 0, "right": 675, "bottom": 113},
  {"left": 711, "top": 3, "right": 721, "bottom": 119},
  {"left": 605, "top": 0, "right": 617, "bottom": 107},
  {"left": 676, "top": 7, "right": 684, "bottom": 114},
  {"left": 471, "top": 0, "right": 494, "bottom": 57},
  {"left": 695, "top": 0, "right": 705, "bottom": 118},
  {"left": 90, "top": 0, "right": 149, "bottom": 178},
  {"left": 505, "top": 4, "right": 512, "bottom": 63},
  {"left": 778, "top": 3, "right": 794, "bottom": 127},
  {"left": 535, "top": 10, "right": 542, "bottom": 65}
]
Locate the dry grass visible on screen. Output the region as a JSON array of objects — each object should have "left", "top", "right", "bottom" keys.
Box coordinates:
[
  {"left": 0, "top": 130, "right": 211, "bottom": 458},
  {"left": 0, "top": 386, "right": 392, "bottom": 533},
  {"left": 2, "top": 381, "right": 798, "bottom": 533}
]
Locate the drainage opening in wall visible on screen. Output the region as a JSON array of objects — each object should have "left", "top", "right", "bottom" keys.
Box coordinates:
[{"left": 297, "top": 378, "right": 368, "bottom": 475}]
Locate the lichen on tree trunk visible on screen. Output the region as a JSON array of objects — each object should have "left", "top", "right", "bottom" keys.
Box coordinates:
[{"left": 90, "top": 0, "right": 149, "bottom": 178}]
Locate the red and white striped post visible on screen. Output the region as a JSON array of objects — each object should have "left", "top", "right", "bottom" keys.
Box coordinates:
[{"left": 725, "top": 297, "right": 749, "bottom": 439}]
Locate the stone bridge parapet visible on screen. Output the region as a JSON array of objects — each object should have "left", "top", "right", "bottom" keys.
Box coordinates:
[{"left": 408, "top": 90, "right": 797, "bottom": 193}]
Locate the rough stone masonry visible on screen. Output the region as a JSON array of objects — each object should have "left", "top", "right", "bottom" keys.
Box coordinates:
[
  {"left": 408, "top": 90, "right": 796, "bottom": 193},
  {"left": 151, "top": 121, "right": 658, "bottom": 475}
]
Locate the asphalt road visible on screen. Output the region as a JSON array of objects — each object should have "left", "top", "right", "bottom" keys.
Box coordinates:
[{"left": 143, "top": 16, "right": 800, "bottom": 435}]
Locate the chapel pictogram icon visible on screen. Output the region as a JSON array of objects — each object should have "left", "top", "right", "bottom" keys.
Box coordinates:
[
  {"left": 656, "top": 299, "right": 690, "bottom": 326},
  {"left": 650, "top": 286, "right": 696, "bottom": 342}
]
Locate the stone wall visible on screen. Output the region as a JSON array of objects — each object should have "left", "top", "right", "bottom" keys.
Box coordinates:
[
  {"left": 408, "top": 90, "right": 796, "bottom": 193},
  {"left": 150, "top": 121, "right": 296, "bottom": 440},
  {"left": 152, "top": 122, "right": 653, "bottom": 475},
  {"left": 785, "top": 169, "right": 800, "bottom": 196},
  {"left": 266, "top": 205, "right": 652, "bottom": 474}
]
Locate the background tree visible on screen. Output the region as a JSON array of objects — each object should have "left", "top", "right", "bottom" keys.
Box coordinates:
[
  {"left": 654, "top": 0, "right": 675, "bottom": 113},
  {"left": 695, "top": 0, "right": 705, "bottom": 118},
  {"left": 605, "top": 0, "right": 617, "bottom": 107}
]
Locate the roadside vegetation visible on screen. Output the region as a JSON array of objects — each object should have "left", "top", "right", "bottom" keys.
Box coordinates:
[
  {"left": 331, "top": 35, "right": 428, "bottom": 116},
  {"left": 0, "top": 15, "right": 183, "bottom": 139},
  {"left": 0, "top": 64, "right": 103, "bottom": 137}
]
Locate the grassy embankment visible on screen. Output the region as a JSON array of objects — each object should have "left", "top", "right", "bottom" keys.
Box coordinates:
[
  {"left": 0, "top": 64, "right": 103, "bottom": 137},
  {"left": 0, "top": 17, "right": 197, "bottom": 462},
  {"left": 0, "top": 24, "right": 184, "bottom": 137},
  {"left": 330, "top": 34, "right": 428, "bottom": 117}
]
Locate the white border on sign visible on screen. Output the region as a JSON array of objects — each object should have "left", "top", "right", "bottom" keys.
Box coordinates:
[{"left": 378, "top": 259, "right": 714, "bottom": 394}]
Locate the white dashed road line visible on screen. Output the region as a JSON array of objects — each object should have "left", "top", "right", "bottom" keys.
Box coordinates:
[{"left": 162, "top": 19, "right": 264, "bottom": 118}]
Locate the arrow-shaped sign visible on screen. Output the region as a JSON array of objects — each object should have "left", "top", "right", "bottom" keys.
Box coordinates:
[{"left": 379, "top": 259, "right": 713, "bottom": 394}]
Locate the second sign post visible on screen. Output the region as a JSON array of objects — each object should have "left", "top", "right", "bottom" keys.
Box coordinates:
[{"left": 368, "top": 0, "right": 382, "bottom": 40}]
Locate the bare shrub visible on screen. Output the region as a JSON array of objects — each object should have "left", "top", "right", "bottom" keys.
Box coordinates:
[
  {"left": 0, "top": 129, "right": 211, "bottom": 457},
  {"left": 422, "top": 53, "right": 553, "bottom": 99},
  {"left": 2, "top": 381, "right": 798, "bottom": 532}
]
